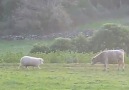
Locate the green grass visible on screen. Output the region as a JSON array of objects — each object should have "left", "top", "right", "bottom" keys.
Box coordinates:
[
  {"left": 79, "top": 17, "right": 129, "bottom": 30},
  {"left": 0, "top": 63, "right": 129, "bottom": 90},
  {"left": 0, "top": 39, "right": 129, "bottom": 90},
  {"left": 0, "top": 40, "right": 129, "bottom": 64},
  {"left": 1, "top": 17, "right": 129, "bottom": 89},
  {"left": 0, "top": 40, "right": 95, "bottom": 63},
  {"left": 0, "top": 40, "right": 51, "bottom": 54}
]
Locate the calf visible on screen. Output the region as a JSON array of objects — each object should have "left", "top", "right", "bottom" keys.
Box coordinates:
[{"left": 91, "top": 50, "right": 125, "bottom": 71}]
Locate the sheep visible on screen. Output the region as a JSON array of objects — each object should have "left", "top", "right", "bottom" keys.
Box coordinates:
[{"left": 18, "top": 56, "right": 44, "bottom": 69}]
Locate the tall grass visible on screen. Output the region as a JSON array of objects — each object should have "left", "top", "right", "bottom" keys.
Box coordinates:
[
  {"left": 0, "top": 39, "right": 129, "bottom": 63},
  {"left": 0, "top": 40, "right": 94, "bottom": 63},
  {"left": 29, "top": 51, "right": 94, "bottom": 63},
  {"left": 0, "top": 51, "right": 129, "bottom": 64},
  {"left": 0, "top": 52, "right": 23, "bottom": 63}
]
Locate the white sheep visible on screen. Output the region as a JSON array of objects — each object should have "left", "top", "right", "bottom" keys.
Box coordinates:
[{"left": 18, "top": 56, "right": 44, "bottom": 69}]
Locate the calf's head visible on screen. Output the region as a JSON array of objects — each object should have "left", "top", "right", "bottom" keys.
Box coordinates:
[
  {"left": 39, "top": 58, "right": 44, "bottom": 64},
  {"left": 91, "top": 55, "right": 100, "bottom": 65},
  {"left": 91, "top": 57, "right": 96, "bottom": 65}
]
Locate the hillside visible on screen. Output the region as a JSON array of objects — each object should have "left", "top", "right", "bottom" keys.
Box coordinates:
[{"left": 0, "top": 0, "right": 129, "bottom": 35}]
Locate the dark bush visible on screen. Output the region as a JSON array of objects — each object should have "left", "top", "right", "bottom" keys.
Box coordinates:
[
  {"left": 50, "top": 37, "right": 73, "bottom": 51},
  {"left": 30, "top": 44, "right": 50, "bottom": 53},
  {"left": 90, "top": 23, "right": 129, "bottom": 53},
  {"left": 71, "top": 33, "right": 89, "bottom": 53}
]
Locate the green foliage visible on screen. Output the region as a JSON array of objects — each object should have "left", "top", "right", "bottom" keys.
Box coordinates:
[
  {"left": 0, "top": 52, "right": 23, "bottom": 63},
  {"left": 0, "top": 0, "right": 20, "bottom": 21},
  {"left": 1, "top": 0, "right": 129, "bottom": 35},
  {"left": 90, "top": 23, "right": 129, "bottom": 53},
  {"left": 72, "top": 33, "right": 89, "bottom": 53},
  {"left": 1, "top": 22, "right": 129, "bottom": 63},
  {"left": 49, "top": 35, "right": 90, "bottom": 53},
  {"left": 30, "top": 44, "right": 50, "bottom": 53},
  {"left": 0, "top": 40, "right": 48, "bottom": 55},
  {"left": 24, "top": 51, "right": 94, "bottom": 63},
  {"left": 50, "top": 37, "right": 73, "bottom": 51},
  {"left": 1, "top": 38, "right": 129, "bottom": 64}
]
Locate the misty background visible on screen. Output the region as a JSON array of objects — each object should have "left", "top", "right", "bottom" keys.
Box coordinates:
[{"left": 0, "top": 0, "right": 129, "bottom": 36}]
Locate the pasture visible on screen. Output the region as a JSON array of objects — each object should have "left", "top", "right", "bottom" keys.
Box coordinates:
[
  {"left": 0, "top": 63, "right": 129, "bottom": 90},
  {"left": 0, "top": 40, "right": 129, "bottom": 90},
  {"left": 0, "top": 40, "right": 50, "bottom": 54}
]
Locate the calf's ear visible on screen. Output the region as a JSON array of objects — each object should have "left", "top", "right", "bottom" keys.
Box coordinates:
[
  {"left": 40, "top": 58, "right": 44, "bottom": 61},
  {"left": 40, "top": 59, "right": 44, "bottom": 64}
]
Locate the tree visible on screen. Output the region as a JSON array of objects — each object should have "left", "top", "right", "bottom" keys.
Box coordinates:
[
  {"left": 90, "top": 23, "right": 129, "bottom": 53},
  {"left": 90, "top": 0, "right": 122, "bottom": 9},
  {"left": 72, "top": 33, "right": 89, "bottom": 53},
  {"left": 0, "top": 0, "right": 20, "bottom": 35},
  {"left": 11, "top": 0, "right": 72, "bottom": 35},
  {"left": 0, "top": 0, "right": 3, "bottom": 20}
]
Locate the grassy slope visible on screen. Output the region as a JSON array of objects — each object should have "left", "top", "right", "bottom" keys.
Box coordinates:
[
  {"left": 79, "top": 17, "right": 129, "bottom": 30},
  {"left": 0, "top": 63, "right": 129, "bottom": 90},
  {"left": 0, "top": 40, "right": 50, "bottom": 54}
]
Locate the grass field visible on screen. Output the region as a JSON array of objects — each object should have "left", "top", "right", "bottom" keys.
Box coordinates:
[
  {"left": 0, "top": 63, "right": 129, "bottom": 90},
  {"left": 0, "top": 40, "right": 50, "bottom": 54},
  {"left": 80, "top": 17, "right": 129, "bottom": 30},
  {"left": 1, "top": 18, "right": 129, "bottom": 90}
]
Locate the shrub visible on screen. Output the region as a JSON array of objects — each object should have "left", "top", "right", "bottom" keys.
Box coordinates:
[
  {"left": 71, "top": 32, "right": 89, "bottom": 53},
  {"left": 90, "top": 23, "right": 129, "bottom": 53},
  {"left": 30, "top": 51, "right": 94, "bottom": 63},
  {"left": 1, "top": 51, "right": 129, "bottom": 64},
  {"left": 50, "top": 37, "right": 73, "bottom": 51},
  {"left": 0, "top": 52, "right": 23, "bottom": 63},
  {"left": 30, "top": 44, "right": 50, "bottom": 53}
]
